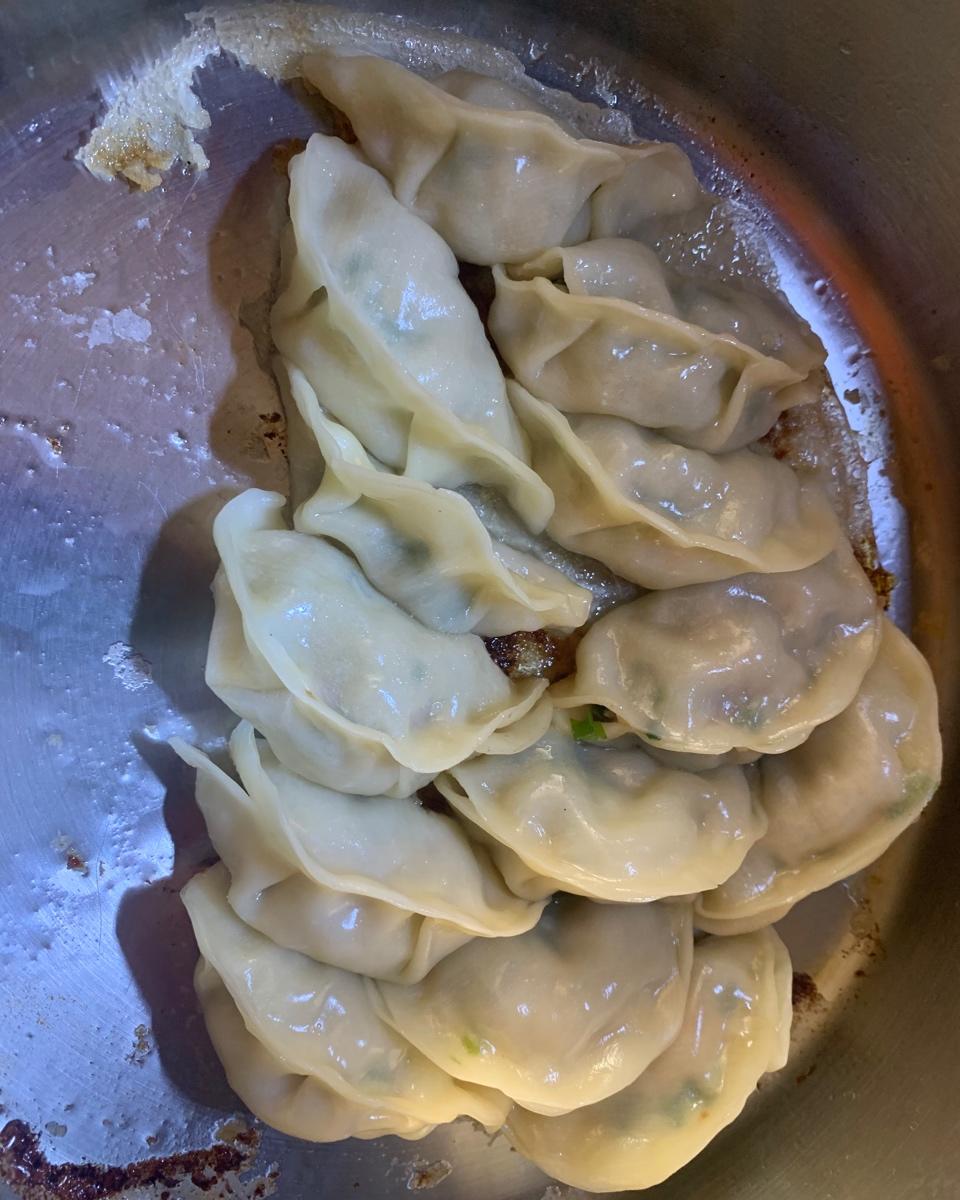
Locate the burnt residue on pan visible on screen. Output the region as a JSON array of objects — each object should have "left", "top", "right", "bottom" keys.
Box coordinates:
[
  {"left": 791, "top": 971, "right": 826, "bottom": 1014},
  {"left": 0, "top": 1120, "right": 275, "bottom": 1200}
]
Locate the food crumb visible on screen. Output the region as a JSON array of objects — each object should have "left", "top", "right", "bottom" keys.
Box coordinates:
[
  {"left": 65, "top": 850, "right": 88, "bottom": 875},
  {"left": 484, "top": 628, "right": 582, "bottom": 681},
  {"left": 102, "top": 642, "right": 154, "bottom": 692},
  {"left": 127, "top": 1024, "right": 154, "bottom": 1067},
  {"left": 403, "top": 1157, "right": 453, "bottom": 1190}
]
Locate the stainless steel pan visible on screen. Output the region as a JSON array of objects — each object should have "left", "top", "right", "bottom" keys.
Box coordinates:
[{"left": 1, "top": 2, "right": 958, "bottom": 1196}]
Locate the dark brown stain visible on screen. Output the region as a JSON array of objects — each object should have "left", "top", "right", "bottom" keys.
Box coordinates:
[
  {"left": 862, "top": 557, "right": 896, "bottom": 610},
  {"left": 791, "top": 970, "right": 825, "bottom": 1012},
  {"left": 270, "top": 138, "right": 307, "bottom": 175},
  {"left": 326, "top": 105, "right": 357, "bottom": 146},
  {"left": 795, "top": 1063, "right": 818, "bottom": 1085},
  {"left": 761, "top": 410, "right": 893, "bottom": 609},
  {"left": 255, "top": 410, "right": 288, "bottom": 460},
  {"left": 846, "top": 896, "right": 887, "bottom": 965},
  {"left": 0, "top": 1120, "right": 258, "bottom": 1200}
]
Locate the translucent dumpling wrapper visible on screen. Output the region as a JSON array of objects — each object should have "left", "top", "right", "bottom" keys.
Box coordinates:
[
  {"left": 457, "top": 480, "right": 643, "bottom": 621},
  {"left": 373, "top": 896, "right": 693, "bottom": 1115},
  {"left": 432, "top": 67, "right": 553, "bottom": 115},
  {"left": 182, "top": 865, "right": 511, "bottom": 1133},
  {"left": 437, "top": 713, "right": 766, "bottom": 902},
  {"left": 195, "top": 957, "right": 433, "bottom": 1141},
  {"left": 206, "top": 488, "right": 547, "bottom": 792},
  {"left": 506, "top": 929, "right": 792, "bottom": 1192},
  {"left": 489, "top": 258, "right": 824, "bottom": 454},
  {"left": 696, "top": 618, "right": 942, "bottom": 933},
  {"left": 553, "top": 547, "right": 881, "bottom": 756},
  {"left": 286, "top": 365, "right": 590, "bottom": 635},
  {"left": 206, "top": 565, "right": 426, "bottom": 799},
  {"left": 510, "top": 383, "right": 841, "bottom": 589},
  {"left": 432, "top": 69, "right": 706, "bottom": 238},
  {"left": 173, "top": 724, "right": 544, "bottom": 982},
  {"left": 588, "top": 143, "right": 706, "bottom": 239},
  {"left": 301, "top": 52, "right": 628, "bottom": 265},
  {"left": 475, "top": 693, "right": 556, "bottom": 755},
  {"left": 272, "top": 131, "right": 552, "bottom": 529},
  {"left": 515, "top": 239, "right": 825, "bottom": 375}
]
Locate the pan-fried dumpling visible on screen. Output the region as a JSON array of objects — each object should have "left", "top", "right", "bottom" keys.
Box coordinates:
[
  {"left": 553, "top": 547, "right": 880, "bottom": 755},
  {"left": 431, "top": 69, "right": 705, "bottom": 237},
  {"left": 206, "top": 566, "right": 427, "bottom": 798},
  {"left": 207, "top": 489, "right": 546, "bottom": 791},
  {"left": 432, "top": 68, "right": 560, "bottom": 117},
  {"left": 515, "top": 240, "right": 824, "bottom": 374},
  {"left": 272, "top": 132, "right": 552, "bottom": 529},
  {"left": 696, "top": 619, "right": 941, "bottom": 933},
  {"left": 195, "top": 958, "right": 432, "bottom": 1141},
  {"left": 589, "top": 142, "right": 705, "bottom": 238},
  {"left": 489, "top": 259, "right": 824, "bottom": 454},
  {"left": 510, "top": 383, "right": 840, "bottom": 588},
  {"left": 437, "top": 714, "right": 765, "bottom": 902},
  {"left": 506, "top": 929, "right": 792, "bottom": 1192},
  {"left": 286, "top": 366, "right": 590, "bottom": 634},
  {"left": 301, "top": 52, "right": 624, "bottom": 264},
  {"left": 183, "top": 865, "right": 511, "bottom": 1133},
  {"left": 373, "top": 897, "right": 693, "bottom": 1115},
  {"left": 173, "top": 725, "right": 544, "bottom": 982}
]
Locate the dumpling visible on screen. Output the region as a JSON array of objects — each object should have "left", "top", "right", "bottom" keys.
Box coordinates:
[
  {"left": 272, "top": 131, "right": 552, "bottom": 529},
  {"left": 456, "top": 480, "right": 643, "bottom": 620},
  {"left": 696, "top": 618, "right": 941, "bottom": 933},
  {"left": 588, "top": 143, "right": 706, "bottom": 238},
  {"left": 489, "top": 252, "right": 825, "bottom": 453},
  {"left": 431, "top": 69, "right": 705, "bottom": 237},
  {"left": 514, "top": 239, "right": 824, "bottom": 373},
  {"left": 553, "top": 547, "right": 881, "bottom": 755},
  {"left": 437, "top": 714, "right": 765, "bottom": 902},
  {"left": 432, "top": 68, "right": 558, "bottom": 116},
  {"left": 506, "top": 929, "right": 792, "bottom": 1192},
  {"left": 205, "top": 565, "right": 426, "bottom": 799},
  {"left": 206, "top": 488, "right": 546, "bottom": 792},
  {"left": 373, "top": 896, "right": 693, "bottom": 1115},
  {"left": 183, "top": 864, "right": 511, "bottom": 1134},
  {"left": 300, "top": 52, "right": 624, "bottom": 264},
  {"left": 510, "top": 383, "right": 841, "bottom": 588},
  {"left": 173, "top": 724, "right": 544, "bottom": 982},
  {"left": 195, "top": 958, "right": 432, "bottom": 1141},
  {"left": 286, "top": 365, "right": 590, "bottom": 634}
]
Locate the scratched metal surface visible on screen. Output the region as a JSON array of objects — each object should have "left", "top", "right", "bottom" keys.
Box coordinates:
[{"left": 1, "top": 2, "right": 959, "bottom": 1198}]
